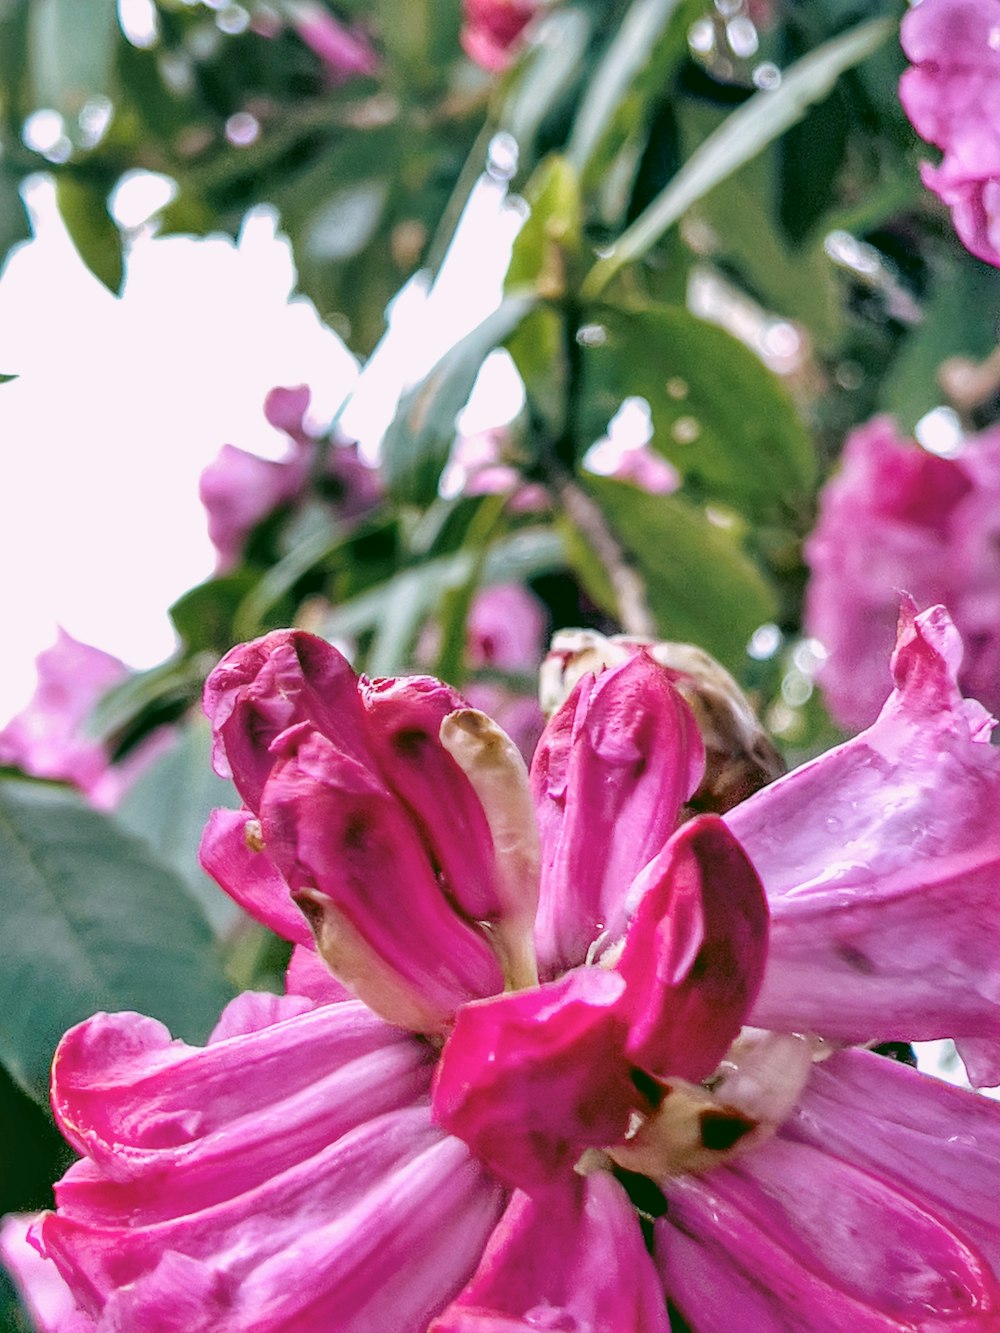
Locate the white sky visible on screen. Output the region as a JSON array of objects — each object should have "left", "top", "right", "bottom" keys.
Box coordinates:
[{"left": 0, "top": 173, "right": 520, "bottom": 714}]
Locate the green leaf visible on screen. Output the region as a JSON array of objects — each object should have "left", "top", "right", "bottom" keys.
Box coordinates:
[
  {"left": 0, "top": 167, "right": 30, "bottom": 270},
  {"left": 0, "top": 776, "right": 234, "bottom": 1102},
  {"left": 499, "top": 5, "right": 594, "bottom": 164},
  {"left": 171, "top": 572, "right": 259, "bottom": 656},
  {"left": 582, "top": 477, "right": 777, "bottom": 668},
  {"left": 382, "top": 294, "right": 534, "bottom": 505},
  {"left": 54, "top": 175, "right": 123, "bottom": 294},
  {"left": 114, "top": 719, "right": 241, "bottom": 937},
  {"left": 581, "top": 305, "right": 815, "bottom": 517},
  {"left": 0, "top": 374, "right": 17, "bottom": 385},
  {"left": 582, "top": 17, "right": 893, "bottom": 298},
  {"left": 29, "top": 0, "right": 118, "bottom": 118}
]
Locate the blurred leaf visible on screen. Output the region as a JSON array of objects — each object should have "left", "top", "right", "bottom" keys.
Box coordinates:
[
  {"left": 86, "top": 657, "right": 202, "bottom": 752},
  {"left": 0, "top": 776, "right": 234, "bottom": 1103},
  {"left": 382, "top": 293, "right": 535, "bottom": 505},
  {"left": 582, "top": 477, "right": 777, "bottom": 667},
  {"left": 29, "top": 0, "right": 118, "bottom": 118},
  {"left": 54, "top": 175, "right": 123, "bottom": 293},
  {"left": 0, "top": 374, "right": 17, "bottom": 385},
  {"left": 171, "top": 572, "right": 260, "bottom": 655},
  {"left": 500, "top": 5, "right": 593, "bottom": 164},
  {"left": 0, "top": 1064, "right": 72, "bottom": 1217},
  {"left": 0, "top": 167, "right": 29, "bottom": 267},
  {"left": 881, "top": 259, "right": 1000, "bottom": 433},
  {"left": 583, "top": 17, "right": 893, "bottom": 297},
  {"left": 581, "top": 305, "right": 815, "bottom": 517},
  {"left": 114, "top": 719, "right": 241, "bottom": 937},
  {"left": 507, "top": 155, "right": 582, "bottom": 292}
]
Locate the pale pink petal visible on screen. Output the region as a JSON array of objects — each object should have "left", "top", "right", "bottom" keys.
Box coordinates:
[
  {"left": 431, "top": 1172, "right": 670, "bottom": 1332},
  {"left": 729, "top": 604, "right": 1000, "bottom": 1084},
  {"left": 616, "top": 815, "right": 769, "bottom": 1084},
  {"left": 285, "top": 1, "right": 378, "bottom": 80},
  {"left": 262, "top": 384, "right": 311, "bottom": 438},
  {"left": 432, "top": 968, "right": 635, "bottom": 1191},
  {"left": 38, "top": 1000, "right": 504, "bottom": 1330},
  {"left": 284, "top": 942, "right": 351, "bottom": 1003},
  {"left": 199, "top": 807, "right": 312, "bottom": 946},
  {"left": 199, "top": 443, "right": 309, "bottom": 574},
  {"left": 0, "top": 1213, "right": 93, "bottom": 1332},
  {"left": 466, "top": 584, "right": 548, "bottom": 674},
  {"left": 262, "top": 725, "right": 503, "bottom": 1031},
  {"left": 530, "top": 653, "right": 704, "bottom": 977},
  {"left": 658, "top": 1128, "right": 1000, "bottom": 1329}
]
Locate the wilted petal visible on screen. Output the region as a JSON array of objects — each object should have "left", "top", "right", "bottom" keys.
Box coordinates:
[
  {"left": 37, "top": 1000, "right": 504, "bottom": 1330},
  {"left": 616, "top": 815, "right": 769, "bottom": 1084},
  {"left": 199, "top": 807, "right": 312, "bottom": 946},
  {"left": 204, "top": 630, "right": 366, "bottom": 809},
  {"left": 431, "top": 1172, "right": 669, "bottom": 1332},
  {"left": 432, "top": 968, "right": 635, "bottom": 1191},
  {"left": 658, "top": 1126, "right": 1000, "bottom": 1330},
  {"left": 729, "top": 604, "right": 1000, "bottom": 1084},
  {"left": 531, "top": 653, "right": 704, "bottom": 977},
  {"left": 360, "top": 676, "right": 502, "bottom": 924},
  {"left": 262, "top": 726, "right": 503, "bottom": 1031}
]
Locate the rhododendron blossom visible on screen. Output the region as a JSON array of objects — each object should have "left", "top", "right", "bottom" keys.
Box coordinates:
[
  {"left": 899, "top": 0, "right": 1000, "bottom": 267},
  {"left": 17, "top": 606, "right": 1000, "bottom": 1329},
  {"left": 804, "top": 413, "right": 1000, "bottom": 729}
]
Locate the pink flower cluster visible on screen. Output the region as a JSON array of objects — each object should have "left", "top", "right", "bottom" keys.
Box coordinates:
[
  {"left": 200, "top": 385, "right": 380, "bottom": 574},
  {"left": 805, "top": 414, "right": 1000, "bottom": 730},
  {"left": 10, "top": 603, "right": 1000, "bottom": 1328},
  {"left": 899, "top": 0, "right": 1000, "bottom": 267}
]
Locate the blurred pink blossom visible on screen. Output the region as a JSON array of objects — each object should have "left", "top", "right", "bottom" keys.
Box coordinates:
[
  {"left": 461, "top": 0, "right": 539, "bottom": 71},
  {"left": 804, "top": 414, "right": 1000, "bottom": 730},
  {"left": 464, "top": 582, "right": 549, "bottom": 759},
  {"left": 19, "top": 610, "right": 1000, "bottom": 1327},
  {"left": 0, "top": 630, "right": 164, "bottom": 809},
  {"left": 284, "top": 2, "right": 378, "bottom": 81},
  {"left": 200, "top": 385, "right": 380, "bottom": 573},
  {"left": 899, "top": 0, "right": 1000, "bottom": 267}
]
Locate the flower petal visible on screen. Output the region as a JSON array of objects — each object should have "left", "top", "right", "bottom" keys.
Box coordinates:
[
  {"left": 203, "top": 630, "right": 366, "bottom": 809},
  {"left": 432, "top": 968, "right": 635, "bottom": 1191},
  {"left": 658, "top": 1128, "right": 1000, "bottom": 1329},
  {"left": 199, "top": 807, "right": 312, "bottom": 946},
  {"left": 37, "top": 1001, "right": 504, "bottom": 1330},
  {"left": 616, "top": 814, "right": 769, "bottom": 1084},
  {"left": 261, "top": 725, "right": 503, "bottom": 1032},
  {"left": 0, "top": 1214, "right": 92, "bottom": 1332},
  {"left": 431, "top": 1172, "right": 670, "bottom": 1332},
  {"left": 531, "top": 653, "right": 704, "bottom": 976},
  {"left": 729, "top": 604, "right": 1000, "bottom": 1084}
]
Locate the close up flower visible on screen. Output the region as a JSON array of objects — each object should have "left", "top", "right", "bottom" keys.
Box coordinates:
[
  {"left": 13, "top": 607, "right": 1000, "bottom": 1329},
  {"left": 899, "top": 0, "right": 1000, "bottom": 267},
  {"left": 804, "top": 413, "right": 1000, "bottom": 730}
]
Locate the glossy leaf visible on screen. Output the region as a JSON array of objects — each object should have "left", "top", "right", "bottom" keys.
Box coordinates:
[
  {"left": 581, "top": 305, "right": 816, "bottom": 516},
  {"left": 382, "top": 294, "right": 534, "bottom": 505},
  {"left": 581, "top": 477, "right": 777, "bottom": 668},
  {"left": 0, "top": 776, "right": 234, "bottom": 1103}
]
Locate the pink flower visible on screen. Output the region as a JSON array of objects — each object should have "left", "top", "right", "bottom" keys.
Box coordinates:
[
  {"left": 461, "top": 0, "right": 540, "bottom": 72},
  {"left": 200, "top": 385, "right": 380, "bottom": 573},
  {"left": 899, "top": 0, "right": 1000, "bottom": 267},
  {"left": 0, "top": 630, "right": 163, "bottom": 810},
  {"left": 804, "top": 414, "right": 1000, "bottom": 729},
  {"left": 21, "top": 609, "right": 1000, "bottom": 1328}
]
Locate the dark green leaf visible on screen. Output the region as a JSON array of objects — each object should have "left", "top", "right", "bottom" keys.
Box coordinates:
[
  {"left": 382, "top": 294, "right": 534, "bottom": 505},
  {"left": 581, "top": 305, "right": 816, "bottom": 517},
  {"left": 582, "top": 477, "right": 777, "bottom": 668},
  {"left": 0, "top": 776, "right": 234, "bottom": 1102},
  {"left": 54, "top": 175, "right": 123, "bottom": 294},
  {"left": 170, "top": 572, "right": 259, "bottom": 655}
]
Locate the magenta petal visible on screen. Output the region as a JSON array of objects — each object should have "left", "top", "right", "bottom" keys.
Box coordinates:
[
  {"left": 432, "top": 968, "right": 635, "bottom": 1191},
  {"left": 658, "top": 1131, "right": 1000, "bottom": 1330},
  {"left": 262, "top": 726, "right": 503, "bottom": 1031},
  {"left": 360, "top": 675, "right": 502, "bottom": 923},
  {"left": 431, "top": 1172, "right": 669, "bottom": 1332},
  {"left": 199, "top": 441, "right": 309, "bottom": 574},
  {"left": 203, "top": 630, "right": 366, "bottom": 809},
  {"left": 284, "top": 942, "right": 351, "bottom": 1003},
  {"left": 787, "top": 1048, "right": 1000, "bottom": 1273},
  {"left": 617, "top": 814, "right": 769, "bottom": 1084},
  {"left": 530, "top": 653, "right": 704, "bottom": 977},
  {"left": 199, "top": 807, "right": 312, "bottom": 946},
  {"left": 38, "top": 1002, "right": 505, "bottom": 1330},
  {"left": 730, "top": 604, "right": 1000, "bottom": 1084},
  {"left": 0, "top": 1214, "right": 92, "bottom": 1332}
]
